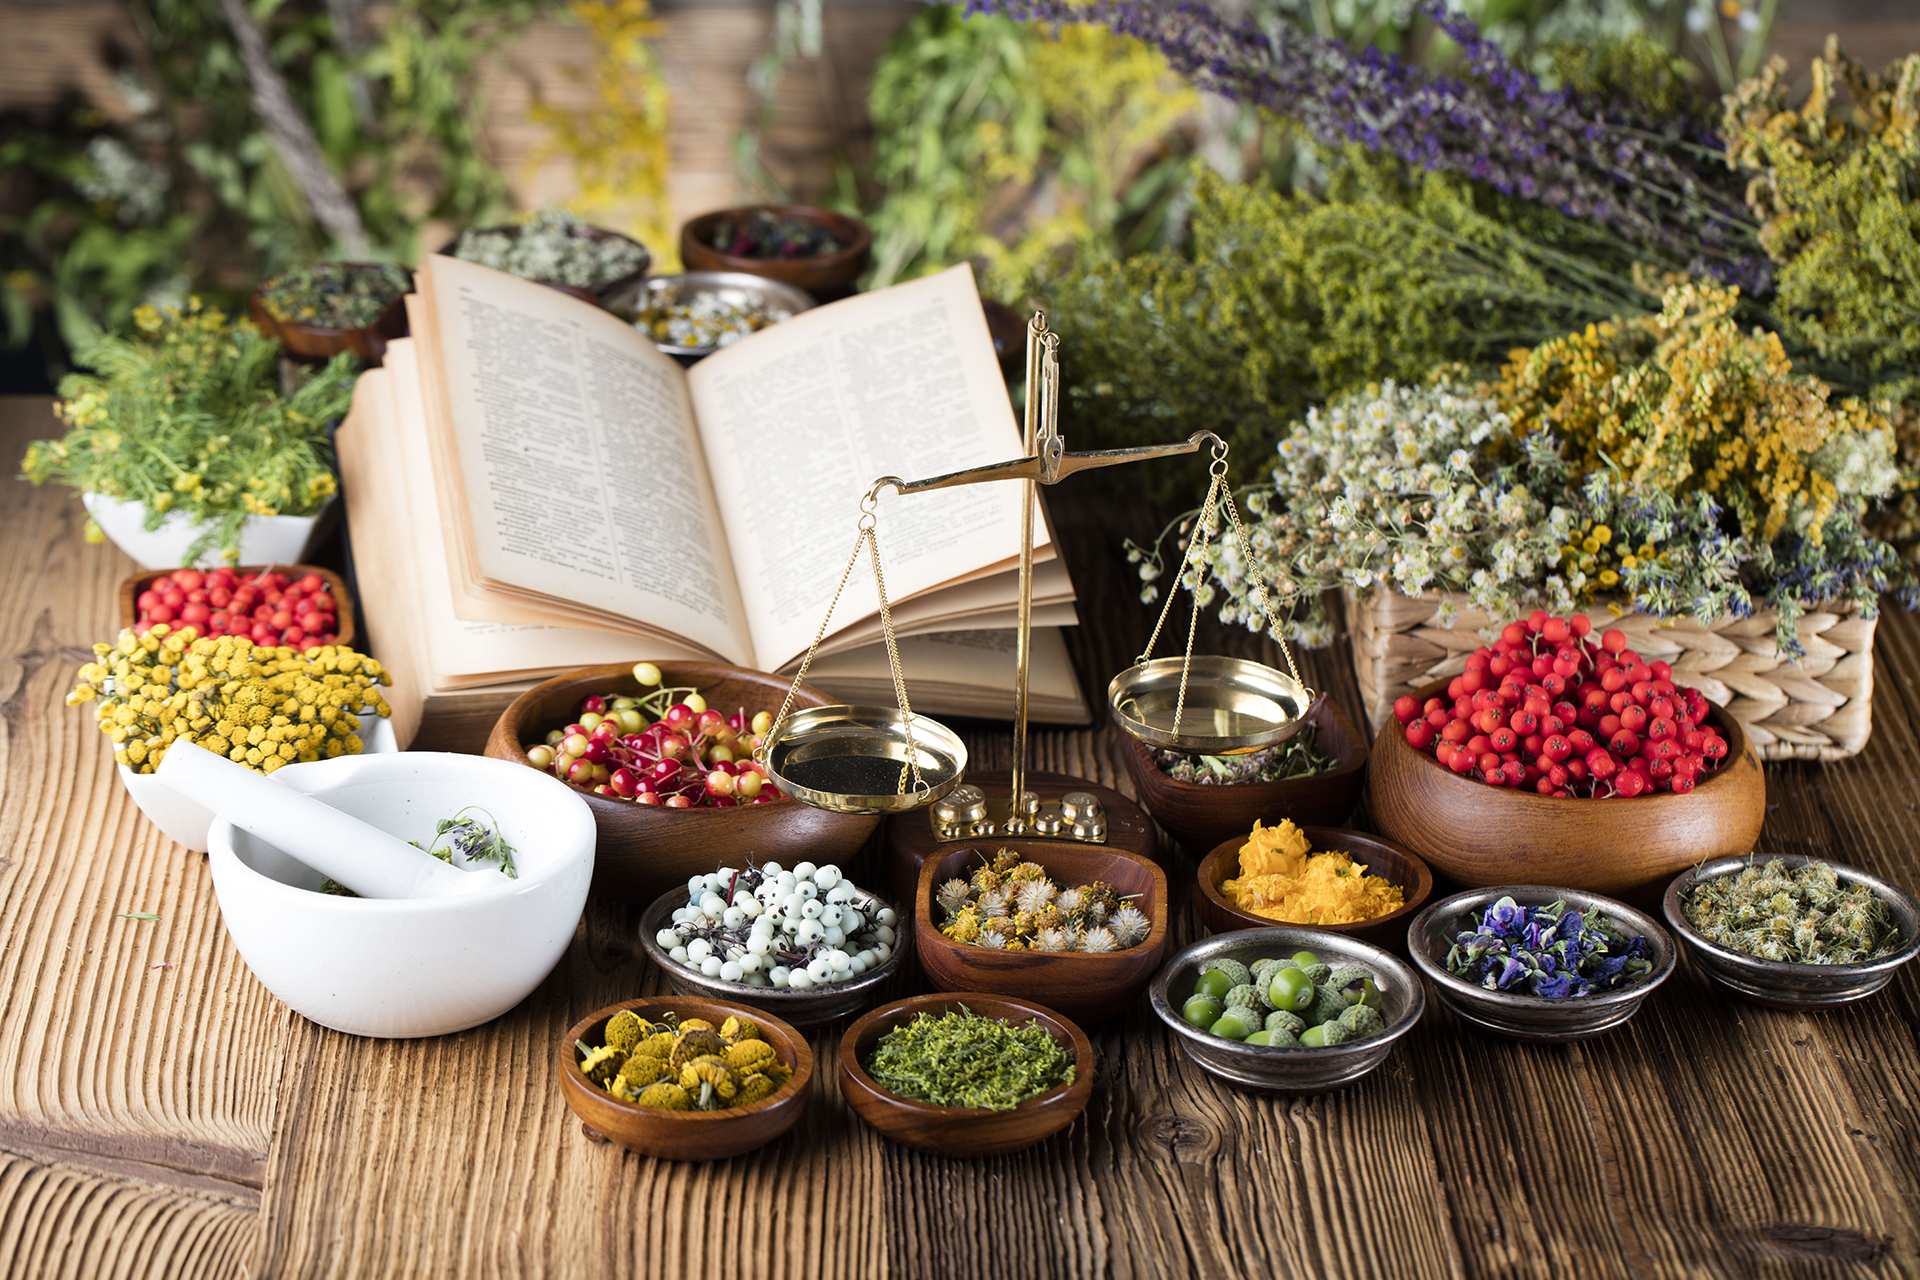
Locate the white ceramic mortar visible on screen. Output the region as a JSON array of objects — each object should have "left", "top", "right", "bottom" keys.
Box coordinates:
[{"left": 207, "top": 751, "right": 595, "bottom": 1038}]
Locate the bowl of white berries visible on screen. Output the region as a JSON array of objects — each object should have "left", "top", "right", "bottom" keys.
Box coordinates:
[{"left": 638, "top": 860, "right": 910, "bottom": 1028}]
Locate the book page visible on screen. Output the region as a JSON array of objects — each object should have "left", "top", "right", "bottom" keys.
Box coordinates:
[
  {"left": 688, "top": 265, "right": 1045, "bottom": 672},
  {"left": 419, "top": 255, "right": 754, "bottom": 664}
]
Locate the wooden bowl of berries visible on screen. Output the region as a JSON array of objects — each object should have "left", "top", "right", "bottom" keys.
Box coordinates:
[
  {"left": 119, "top": 565, "right": 353, "bottom": 650},
  {"left": 1367, "top": 612, "right": 1767, "bottom": 895},
  {"left": 483, "top": 662, "right": 879, "bottom": 905},
  {"left": 913, "top": 842, "right": 1169, "bottom": 1025},
  {"left": 559, "top": 995, "right": 814, "bottom": 1161},
  {"left": 1117, "top": 694, "right": 1368, "bottom": 855},
  {"left": 838, "top": 992, "right": 1093, "bottom": 1158},
  {"left": 679, "top": 205, "right": 872, "bottom": 298}
]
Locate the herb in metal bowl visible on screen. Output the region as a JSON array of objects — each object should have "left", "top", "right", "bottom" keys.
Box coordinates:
[
  {"left": 1151, "top": 723, "right": 1335, "bottom": 785},
  {"left": 636, "top": 292, "right": 791, "bottom": 350},
  {"left": 1681, "top": 857, "right": 1899, "bottom": 964},
  {"left": 1445, "top": 896, "right": 1654, "bottom": 997}
]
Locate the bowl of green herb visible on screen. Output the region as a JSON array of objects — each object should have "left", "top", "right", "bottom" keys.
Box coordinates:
[
  {"left": 1408, "top": 886, "right": 1676, "bottom": 1042},
  {"left": 447, "top": 207, "right": 651, "bottom": 307},
  {"left": 1118, "top": 695, "right": 1367, "bottom": 855},
  {"left": 1663, "top": 854, "right": 1920, "bottom": 1010},
  {"left": 837, "top": 993, "right": 1092, "bottom": 1158},
  {"left": 250, "top": 262, "right": 411, "bottom": 363}
]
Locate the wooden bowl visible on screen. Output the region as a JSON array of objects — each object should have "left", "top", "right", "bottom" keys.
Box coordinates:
[
  {"left": 680, "top": 205, "right": 872, "bottom": 298},
  {"left": 557, "top": 996, "right": 813, "bottom": 1161},
  {"left": 838, "top": 992, "right": 1092, "bottom": 1157},
  {"left": 118, "top": 564, "right": 355, "bottom": 648},
  {"left": 1118, "top": 696, "right": 1368, "bottom": 855},
  {"left": 248, "top": 270, "right": 409, "bottom": 364},
  {"left": 1367, "top": 680, "right": 1767, "bottom": 895},
  {"left": 914, "top": 841, "right": 1169, "bottom": 1024},
  {"left": 1195, "top": 825, "right": 1433, "bottom": 954},
  {"left": 482, "top": 662, "right": 879, "bottom": 905}
]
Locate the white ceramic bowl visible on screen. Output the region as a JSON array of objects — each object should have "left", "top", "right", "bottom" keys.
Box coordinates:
[
  {"left": 121, "top": 715, "right": 398, "bottom": 852},
  {"left": 83, "top": 491, "right": 335, "bottom": 570},
  {"left": 206, "top": 751, "right": 595, "bottom": 1038}
]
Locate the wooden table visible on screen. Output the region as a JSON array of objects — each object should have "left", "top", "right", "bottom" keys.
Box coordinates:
[{"left": 2, "top": 394, "right": 1916, "bottom": 1278}]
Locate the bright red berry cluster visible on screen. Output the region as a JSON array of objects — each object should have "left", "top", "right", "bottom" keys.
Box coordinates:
[
  {"left": 1391, "top": 610, "right": 1729, "bottom": 798},
  {"left": 531, "top": 693, "right": 786, "bottom": 809},
  {"left": 134, "top": 568, "right": 340, "bottom": 651}
]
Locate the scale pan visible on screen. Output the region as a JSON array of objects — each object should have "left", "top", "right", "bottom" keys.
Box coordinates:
[
  {"left": 1108, "top": 656, "right": 1316, "bottom": 753},
  {"left": 763, "top": 705, "right": 967, "bottom": 815}
]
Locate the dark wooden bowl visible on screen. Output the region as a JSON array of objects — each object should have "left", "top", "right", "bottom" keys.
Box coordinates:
[
  {"left": 913, "top": 841, "right": 1169, "bottom": 1024},
  {"left": 118, "top": 564, "right": 355, "bottom": 648},
  {"left": 838, "top": 992, "right": 1092, "bottom": 1157},
  {"left": 1367, "top": 679, "right": 1767, "bottom": 895},
  {"left": 1195, "top": 825, "right": 1433, "bottom": 954},
  {"left": 680, "top": 205, "right": 872, "bottom": 298},
  {"left": 557, "top": 996, "right": 813, "bottom": 1161},
  {"left": 483, "top": 662, "right": 879, "bottom": 904},
  {"left": 439, "top": 224, "right": 651, "bottom": 308},
  {"left": 1118, "top": 696, "right": 1368, "bottom": 856},
  {"left": 248, "top": 271, "right": 409, "bottom": 364}
]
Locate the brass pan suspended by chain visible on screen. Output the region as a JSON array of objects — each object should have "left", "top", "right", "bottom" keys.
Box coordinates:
[
  {"left": 761, "top": 705, "right": 967, "bottom": 815},
  {"left": 1107, "top": 655, "right": 1314, "bottom": 755}
]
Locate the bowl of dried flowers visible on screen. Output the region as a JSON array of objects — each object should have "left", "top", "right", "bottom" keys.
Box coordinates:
[
  {"left": 680, "top": 204, "right": 871, "bottom": 298},
  {"left": 1662, "top": 854, "right": 1920, "bottom": 1010},
  {"left": 1195, "top": 821, "right": 1432, "bottom": 953},
  {"left": 914, "top": 842, "right": 1168, "bottom": 1025},
  {"left": 560, "top": 996, "right": 813, "bottom": 1161}
]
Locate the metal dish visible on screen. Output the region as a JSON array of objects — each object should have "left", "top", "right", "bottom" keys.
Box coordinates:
[
  {"left": 762, "top": 705, "right": 966, "bottom": 815},
  {"left": 1407, "top": 886, "right": 1677, "bottom": 1043},
  {"left": 1108, "top": 656, "right": 1315, "bottom": 753},
  {"left": 637, "top": 889, "right": 911, "bottom": 1028},
  {"left": 618, "top": 271, "right": 816, "bottom": 357},
  {"left": 1148, "top": 926, "right": 1424, "bottom": 1094},
  {"left": 1662, "top": 855, "right": 1920, "bottom": 1010}
]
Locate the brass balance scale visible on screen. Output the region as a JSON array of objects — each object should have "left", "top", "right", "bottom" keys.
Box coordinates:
[{"left": 757, "top": 311, "right": 1316, "bottom": 900}]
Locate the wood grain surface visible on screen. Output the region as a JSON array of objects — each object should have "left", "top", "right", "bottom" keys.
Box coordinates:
[{"left": 3, "top": 393, "right": 1919, "bottom": 1278}]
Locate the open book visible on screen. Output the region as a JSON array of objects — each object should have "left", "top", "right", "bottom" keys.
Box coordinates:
[{"left": 336, "top": 257, "right": 1090, "bottom": 747}]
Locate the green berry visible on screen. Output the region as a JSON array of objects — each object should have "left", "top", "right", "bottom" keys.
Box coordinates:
[
  {"left": 1298, "top": 1024, "right": 1328, "bottom": 1047},
  {"left": 1203, "top": 959, "right": 1251, "bottom": 989},
  {"left": 1211, "top": 1006, "right": 1262, "bottom": 1041},
  {"left": 1268, "top": 966, "right": 1316, "bottom": 1011},
  {"left": 1193, "top": 969, "right": 1234, "bottom": 1000},
  {"left": 1290, "top": 949, "right": 1320, "bottom": 969},
  {"left": 1243, "top": 1030, "right": 1272, "bottom": 1046},
  {"left": 1182, "top": 994, "right": 1224, "bottom": 1029}
]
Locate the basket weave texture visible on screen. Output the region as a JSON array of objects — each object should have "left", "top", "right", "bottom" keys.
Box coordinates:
[{"left": 1343, "top": 588, "right": 1876, "bottom": 762}]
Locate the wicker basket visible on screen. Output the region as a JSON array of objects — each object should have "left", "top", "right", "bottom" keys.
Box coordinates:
[{"left": 1343, "top": 588, "right": 1877, "bottom": 762}]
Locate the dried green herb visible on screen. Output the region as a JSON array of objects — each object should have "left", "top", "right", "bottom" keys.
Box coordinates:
[
  {"left": 1682, "top": 857, "right": 1901, "bottom": 965},
  {"left": 321, "top": 806, "right": 515, "bottom": 896},
  {"left": 1152, "top": 722, "right": 1334, "bottom": 785},
  {"left": 259, "top": 262, "right": 410, "bottom": 330},
  {"left": 863, "top": 1006, "right": 1074, "bottom": 1110},
  {"left": 452, "top": 207, "right": 647, "bottom": 289}
]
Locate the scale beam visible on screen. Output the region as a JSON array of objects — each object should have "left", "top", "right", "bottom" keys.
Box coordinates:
[{"left": 866, "top": 431, "right": 1221, "bottom": 503}]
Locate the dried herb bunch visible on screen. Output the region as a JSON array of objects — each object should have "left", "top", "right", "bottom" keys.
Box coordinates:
[
  {"left": 934, "top": 848, "right": 1150, "bottom": 953},
  {"left": 452, "top": 207, "right": 648, "bottom": 289},
  {"left": 258, "top": 262, "right": 411, "bottom": 330},
  {"left": 580, "top": 1010, "right": 794, "bottom": 1111},
  {"left": 863, "top": 1006, "right": 1074, "bottom": 1110},
  {"left": 1682, "top": 857, "right": 1901, "bottom": 965},
  {"left": 1151, "top": 722, "right": 1334, "bottom": 785},
  {"left": 22, "top": 300, "right": 353, "bottom": 563}
]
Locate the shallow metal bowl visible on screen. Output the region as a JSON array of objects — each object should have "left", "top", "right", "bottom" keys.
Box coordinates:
[
  {"left": 618, "top": 271, "right": 816, "bottom": 357},
  {"left": 1662, "top": 854, "right": 1920, "bottom": 1010},
  {"left": 638, "top": 888, "right": 912, "bottom": 1029},
  {"left": 1407, "top": 886, "right": 1676, "bottom": 1043},
  {"left": 1148, "top": 927, "right": 1424, "bottom": 1094},
  {"left": 1109, "top": 656, "right": 1314, "bottom": 754},
  {"left": 762, "top": 705, "right": 966, "bottom": 815}
]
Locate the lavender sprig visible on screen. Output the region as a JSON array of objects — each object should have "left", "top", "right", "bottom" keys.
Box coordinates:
[{"left": 961, "top": 0, "right": 1764, "bottom": 287}]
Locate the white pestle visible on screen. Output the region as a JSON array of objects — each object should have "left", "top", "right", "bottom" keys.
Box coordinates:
[{"left": 155, "top": 741, "right": 510, "bottom": 898}]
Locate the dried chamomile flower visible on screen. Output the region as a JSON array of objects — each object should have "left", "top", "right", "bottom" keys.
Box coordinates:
[
  {"left": 1338, "top": 1004, "right": 1386, "bottom": 1037},
  {"left": 720, "top": 1015, "right": 760, "bottom": 1043},
  {"left": 603, "top": 1010, "right": 644, "bottom": 1054},
  {"left": 577, "top": 1043, "right": 626, "bottom": 1084},
  {"left": 1682, "top": 857, "right": 1899, "bottom": 964},
  {"left": 680, "top": 1057, "right": 739, "bottom": 1108},
  {"left": 724, "top": 1039, "right": 777, "bottom": 1074},
  {"left": 635, "top": 1030, "right": 677, "bottom": 1059},
  {"left": 636, "top": 1082, "right": 694, "bottom": 1110},
  {"left": 736, "top": 1072, "right": 777, "bottom": 1106},
  {"left": 615, "top": 1054, "right": 672, "bottom": 1095},
  {"left": 678, "top": 1018, "right": 717, "bottom": 1032},
  {"left": 669, "top": 1027, "right": 727, "bottom": 1071}
]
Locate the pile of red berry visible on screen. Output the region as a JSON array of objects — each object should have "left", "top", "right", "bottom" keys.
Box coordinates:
[
  {"left": 1391, "top": 611, "right": 1730, "bottom": 798},
  {"left": 134, "top": 568, "right": 341, "bottom": 651},
  {"left": 527, "top": 665, "right": 786, "bottom": 808}
]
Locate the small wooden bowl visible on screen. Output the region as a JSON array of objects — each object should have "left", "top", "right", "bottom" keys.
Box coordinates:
[
  {"left": 483, "top": 662, "right": 880, "bottom": 905},
  {"left": 1118, "top": 696, "right": 1368, "bottom": 855},
  {"left": 1195, "top": 825, "right": 1433, "bottom": 954},
  {"left": 558, "top": 996, "right": 813, "bottom": 1161},
  {"left": 441, "top": 223, "right": 651, "bottom": 308},
  {"left": 117, "top": 564, "right": 355, "bottom": 648},
  {"left": 680, "top": 205, "right": 873, "bottom": 298},
  {"left": 1367, "top": 679, "right": 1767, "bottom": 895},
  {"left": 914, "top": 841, "right": 1169, "bottom": 1024},
  {"left": 838, "top": 992, "right": 1092, "bottom": 1158},
  {"left": 248, "top": 270, "right": 409, "bottom": 364}
]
